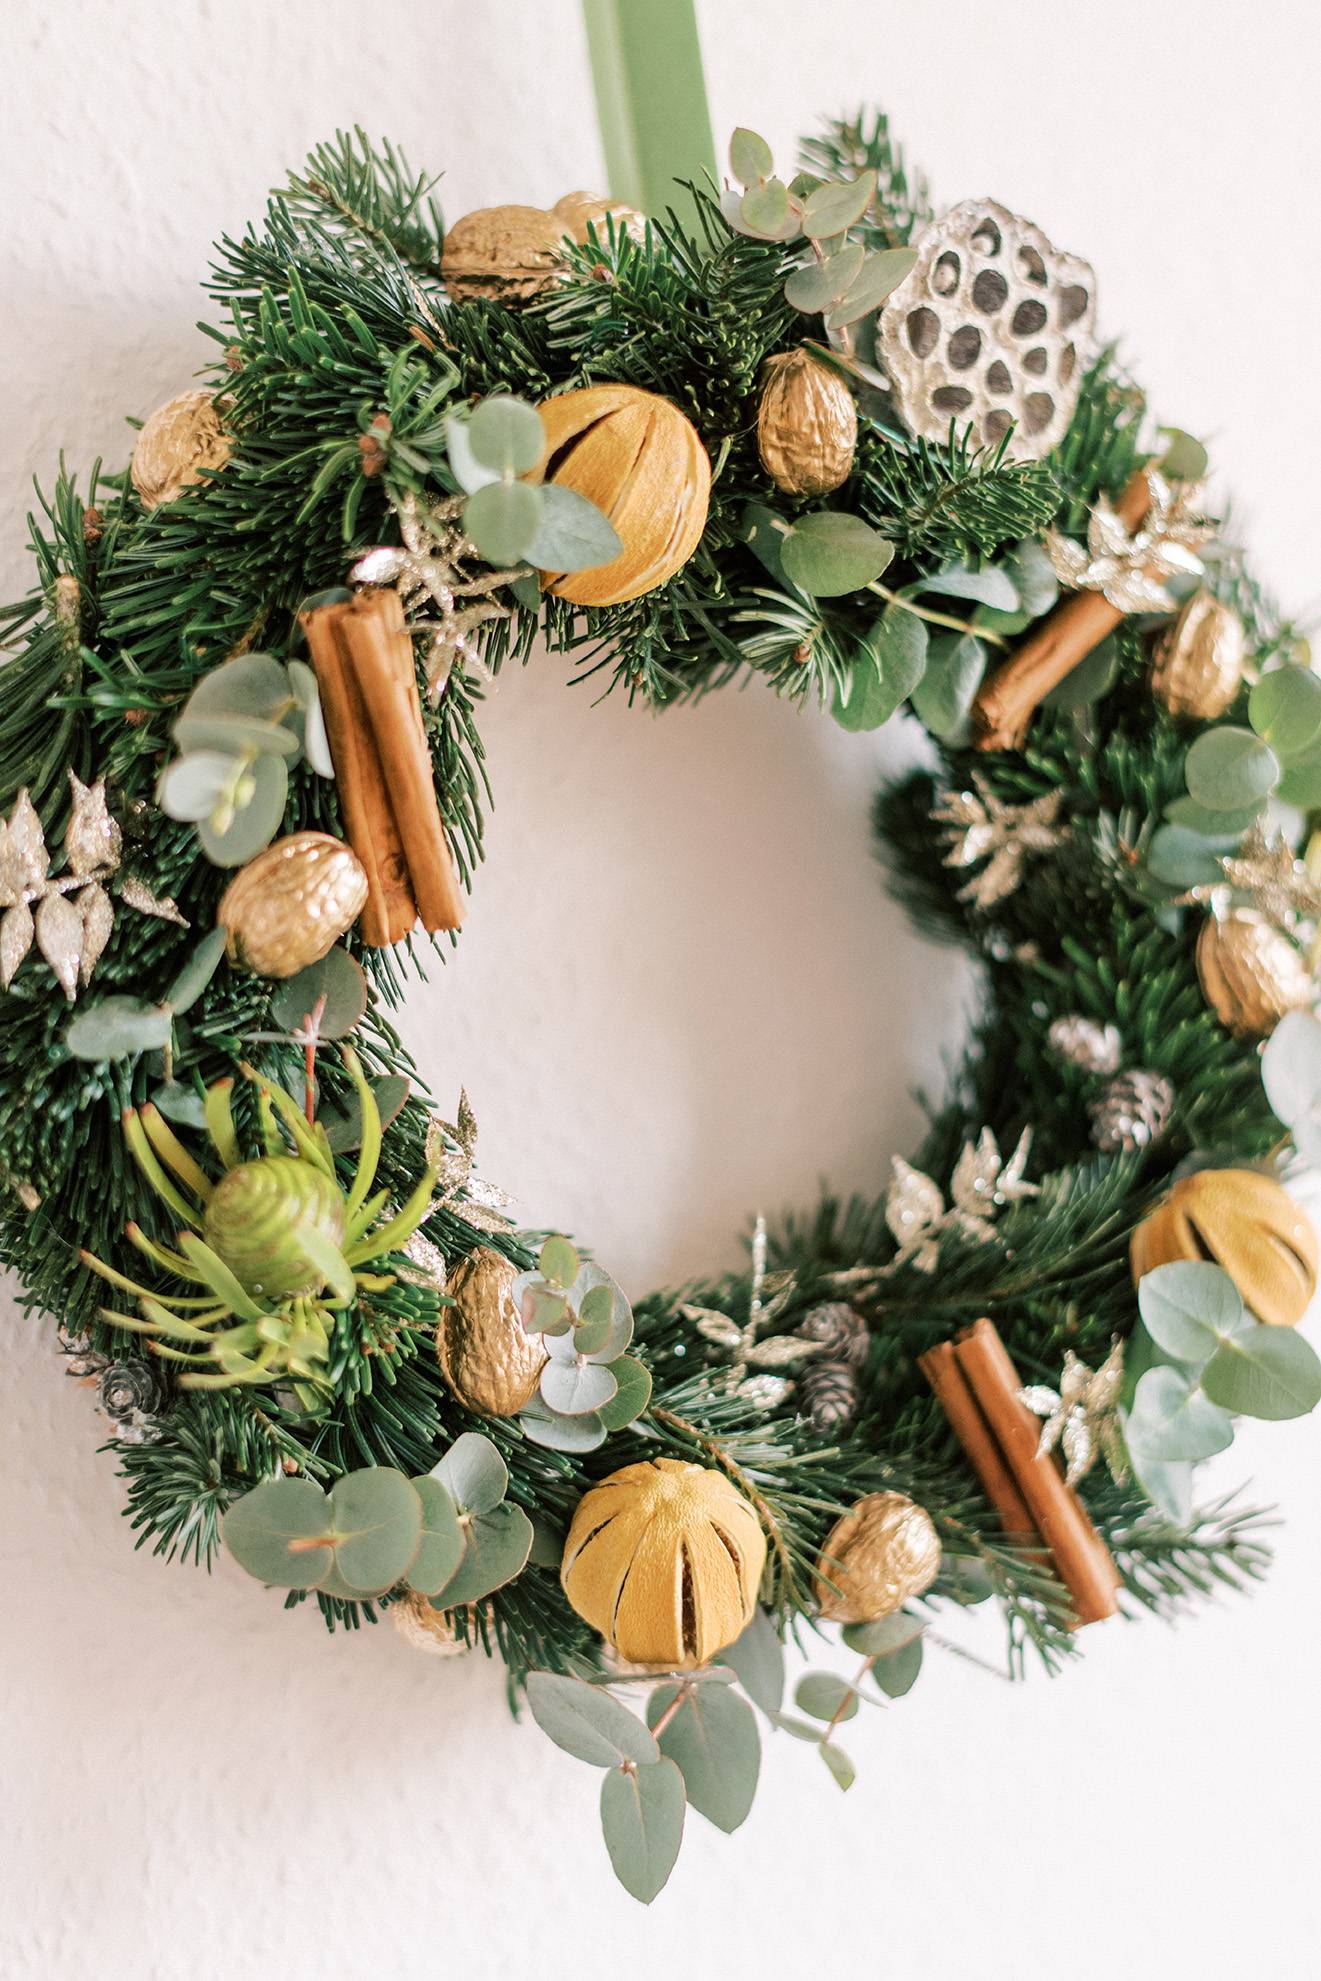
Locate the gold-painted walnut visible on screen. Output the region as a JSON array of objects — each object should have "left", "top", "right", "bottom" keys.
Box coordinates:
[
  {"left": 814, "top": 1490, "right": 941, "bottom": 1623},
  {"left": 389, "top": 1591, "right": 469, "bottom": 1656},
  {"left": 757, "top": 348, "right": 857, "bottom": 497},
  {"left": 561, "top": 1457, "right": 766, "bottom": 1667},
  {"left": 131, "top": 390, "right": 232, "bottom": 510},
  {"left": 552, "top": 190, "right": 646, "bottom": 244},
  {"left": 217, "top": 831, "right": 368, "bottom": 978},
  {"left": 1130, "top": 1168, "right": 1318, "bottom": 1327},
  {"left": 534, "top": 385, "right": 711, "bottom": 606},
  {"left": 441, "top": 205, "right": 565, "bottom": 304},
  {"left": 436, "top": 1245, "right": 548, "bottom": 1416},
  {"left": 1196, "top": 909, "right": 1314, "bottom": 1037},
  {"left": 1150, "top": 591, "right": 1245, "bottom": 719}
]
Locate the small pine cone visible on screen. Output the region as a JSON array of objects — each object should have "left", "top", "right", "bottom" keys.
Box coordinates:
[
  {"left": 797, "top": 1357, "right": 861, "bottom": 1431},
  {"left": 1089, "top": 1069, "right": 1175, "bottom": 1153},
  {"left": 98, "top": 1358, "right": 170, "bottom": 1431},
  {"left": 796, "top": 1301, "right": 869, "bottom": 1368}
]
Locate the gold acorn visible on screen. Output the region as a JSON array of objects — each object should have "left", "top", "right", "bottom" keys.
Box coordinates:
[
  {"left": 1131, "top": 1168, "right": 1319, "bottom": 1327},
  {"left": 436, "top": 1246, "right": 548, "bottom": 1417},
  {"left": 388, "top": 1590, "right": 469, "bottom": 1656},
  {"left": 561, "top": 1458, "right": 766, "bottom": 1667},
  {"left": 534, "top": 385, "right": 711, "bottom": 605},
  {"left": 814, "top": 1491, "right": 941, "bottom": 1624},
  {"left": 1151, "top": 592, "right": 1246, "bottom": 719},
  {"left": 1196, "top": 908, "right": 1314, "bottom": 1037},
  {"left": 551, "top": 190, "right": 646, "bottom": 245},
  {"left": 757, "top": 348, "right": 858, "bottom": 497},
  {"left": 131, "top": 390, "right": 232, "bottom": 510},
  {"left": 217, "top": 832, "right": 369, "bottom": 979},
  {"left": 440, "top": 205, "right": 565, "bottom": 304}
]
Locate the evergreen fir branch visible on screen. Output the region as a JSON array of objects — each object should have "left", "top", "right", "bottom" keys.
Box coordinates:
[
  {"left": 284, "top": 128, "right": 446, "bottom": 279},
  {"left": 855, "top": 421, "right": 1061, "bottom": 563},
  {"left": 798, "top": 110, "right": 934, "bottom": 248}
]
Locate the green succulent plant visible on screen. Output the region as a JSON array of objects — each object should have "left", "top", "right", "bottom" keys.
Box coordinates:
[{"left": 80, "top": 1049, "right": 436, "bottom": 1399}]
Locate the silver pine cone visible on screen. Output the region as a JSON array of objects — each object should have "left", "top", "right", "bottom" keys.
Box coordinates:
[
  {"left": 795, "top": 1303, "right": 868, "bottom": 1430},
  {"left": 1088, "top": 1069, "right": 1175, "bottom": 1153},
  {"left": 1047, "top": 1014, "right": 1123, "bottom": 1075}
]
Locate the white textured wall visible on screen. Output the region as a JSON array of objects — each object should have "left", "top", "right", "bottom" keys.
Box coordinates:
[{"left": 3, "top": 3, "right": 1319, "bottom": 1975}]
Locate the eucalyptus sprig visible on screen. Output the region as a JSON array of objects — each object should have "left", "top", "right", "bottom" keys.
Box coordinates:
[{"left": 444, "top": 393, "right": 620, "bottom": 575}]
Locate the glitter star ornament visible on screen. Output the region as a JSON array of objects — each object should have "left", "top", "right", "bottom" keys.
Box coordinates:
[
  {"left": 933, "top": 774, "right": 1067, "bottom": 909},
  {"left": 350, "top": 494, "right": 521, "bottom": 700},
  {"left": 1214, "top": 825, "right": 1321, "bottom": 925},
  {"left": 1020, "top": 1342, "right": 1126, "bottom": 1486},
  {"left": 1045, "top": 471, "right": 1215, "bottom": 615}
]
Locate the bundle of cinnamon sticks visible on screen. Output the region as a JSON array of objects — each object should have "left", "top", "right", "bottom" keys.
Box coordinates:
[
  {"left": 920, "top": 1318, "right": 1119, "bottom": 1626},
  {"left": 300, "top": 588, "right": 465, "bottom": 945}
]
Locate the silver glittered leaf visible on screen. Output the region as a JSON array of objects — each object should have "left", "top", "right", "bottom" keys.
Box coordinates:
[
  {"left": 34, "top": 891, "right": 83, "bottom": 1002},
  {"left": 0, "top": 792, "right": 49, "bottom": 902},
  {"left": 885, "top": 1157, "right": 945, "bottom": 1247},
  {"left": 78, "top": 883, "right": 116, "bottom": 984},
  {"left": 745, "top": 1334, "right": 827, "bottom": 1370},
  {"left": 0, "top": 902, "right": 34, "bottom": 987},
  {"left": 398, "top": 1230, "right": 448, "bottom": 1290},
  {"left": 685, "top": 1307, "right": 746, "bottom": 1351},
  {"left": 66, "top": 773, "right": 122, "bottom": 878},
  {"left": 116, "top": 875, "right": 188, "bottom": 926},
  {"left": 950, "top": 1127, "right": 1003, "bottom": 1218}
]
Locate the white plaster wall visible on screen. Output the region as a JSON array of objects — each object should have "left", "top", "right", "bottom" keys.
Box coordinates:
[{"left": 2, "top": 3, "right": 1318, "bottom": 1974}]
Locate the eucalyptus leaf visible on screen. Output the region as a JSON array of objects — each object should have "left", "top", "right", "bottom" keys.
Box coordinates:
[
  {"left": 871, "top": 1635, "right": 923, "bottom": 1698},
  {"left": 444, "top": 413, "right": 501, "bottom": 496},
  {"left": 1159, "top": 428, "right": 1210, "bottom": 482},
  {"left": 595, "top": 1354, "right": 652, "bottom": 1432},
  {"left": 157, "top": 750, "right": 243, "bottom": 824},
  {"left": 1041, "top": 634, "right": 1120, "bottom": 711},
  {"left": 1005, "top": 539, "right": 1059, "bottom": 618},
  {"left": 288, "top": 660, "right": 335, "bottom": 777},
  {"left": 539, "top": 1235, "right": 579, "bottom": 1288},
  {"left": 518, "top": 1400, "right": 607, "bottom": 1452},
  {"left": 1164, "top": 795, "right": 1263, "bottom": 842},
  {"left": 1138, "top": 1260, "right": 1242, "bottom": 1363},
  {"left": 526, "top": 483, "right": 622, "bottom": 573},
  {"left": 66, "top": 996, "right": 172, "bottom": 1062},
  {"left": 841, "top": 1611, "right": 925, "bottom": 1656},
  {"left": 526, "top": 1671, "right": 660, "bottom": 1767},
  {"left": 1249, "top": 664, "right": 1321, "bottom": 762},
  {"left": 780, "top": 511, "right": 892, "bottom": 597},
  {"left": 431, "top": 1430, "right": 508, "bottom": 1515},
  {"left": 269, "top": 946, "right": 368, "bottom": 1040},
  {"left": 723, "top": 1608, "right": 784, "bottom": 1714},
  {"left": 740, "top": 178, "right": 792, "bottom": 238},
  {"left": 742, "top": 502, "right": 790, "bottom": 582},
  {"left": 466, "top": 395, "right": 545, "bottom": 476},
  {"left": 1128, "top": 1444, "right": 1194, "bottom": 1526},
  {"left": 438, "top": 1501, "right": 533, "bottom": 1604},
  {"left": 647, "top": 1682, "right": 760, "bottom": 1834},
  {"left": 800, "top": 170, "right": 876, "bottom": 239},
  {"left": 922, "top": 564, "right": 1019, "bottom": 610},
  {"left": 165, "top": 927, "right": 228, "bottom": 1016},
  {"left": 221, "top": 1476, "right": 333, "bottom": 1589},
  {"left": 1275, "top": 757, "right": 1321, "bottom": 808},
  {"left": 321, "top": 1074, "right": 411, "bottom": 1152},
  {"left": 464, "top": 479, "right": 542, "bottom": 565},
  {"left": 783, "top": 243, "right": 864, "bottom": 313},
  {"left": 729, "top": 127, "right": 774, "bottom": 188},
  {"left": 174, "top": 711, "right": 301, "bottom": 759},
  {"left": 795, "top": 1672, "right": 859, "bottom": 1722},
  {"left": 539, "top": 1356, "right": 618, "bottom": 1417},
  {"left": 817, "top": 1741, "right": 856, "bottom": 1790},
  {"left": 600, "top": 1758, "right": 686, "bottom": 1905},
  {"left": 179, "top": 652, "right": 292, "bottom": 724},
  {"left": 825, "top": 245, "right": 917, "bottom": 327},
  {"left": 1146, "top": 824, "right": 1229, "bottom": 891},
  {"left": 1261, "top": 1010, "right": 1321, "bottom": 1127},
  {"left": 327, "top": 1468, "right": 423, "bottom": 1594},
  {"left": 832, "top": 608, "right": 926, "bottom": 732},
  {"left": 910, "top": 631, "right": 986, "bottom": 740},
  {"left": 1184, "top": 726, "right": 1279, "bottom": 813},
  {"left": 151, "top": 1081, "right": 209, "bottom": 1130},
  {"left": 198, "top": 751, "right": 288, "bottom": 867},
  {"left": 1202, "top": 1321, "right": 1321, "bottom": 1421},
  {"left": 406, "top": 1475, "right": 465, "bottom": 1596},
  {"left": 1124, "top": 1366, "right": 1235, "bottom": 1462}
]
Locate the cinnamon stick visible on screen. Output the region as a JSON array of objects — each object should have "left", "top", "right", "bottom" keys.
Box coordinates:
[
  {"left": 918, "top": 1341, "right": 1035, "bottom": 1540},
  {"left": 300, "top": 589, "right": 465, "bottom": 945},
  {"left": 954, "top": 1319, "right": 1118, "bottom": 1625},
  {"left": 971, "top": 469, "right": 1153, "bottom": 752}
]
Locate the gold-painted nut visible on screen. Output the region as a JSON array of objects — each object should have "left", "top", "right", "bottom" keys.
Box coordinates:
[
  {"left": 217, "top": 832, "right": 368, "bottom": 978},
  {"left": 437, "top": 1246, "right": 548, "bottom": 1416},
  {"left": 814, "top": 1490, "right": 941, "bottom": 1624},
  {"left": 131, "top": 390, "right": 232, "bottom": 510},
  {"left": 441, "top": 204, "right": 565, "bottom": 304},
  {"left": 757, "top": 348, "right": 858, "bottom": 496},
  {"left": 1196, "top": 910, "right": 1314, "bottom": 1038},
  {"left": 551, "top": 190, "right": 647, "bottom": 245},
  {"left": 1151, "top": 591, "right": 1246, "bottom": 719}
]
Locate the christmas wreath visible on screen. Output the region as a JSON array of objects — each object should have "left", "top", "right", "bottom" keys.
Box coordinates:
[{"left": 6, "top": 110, "right": 1321, "bottom": 1902}]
